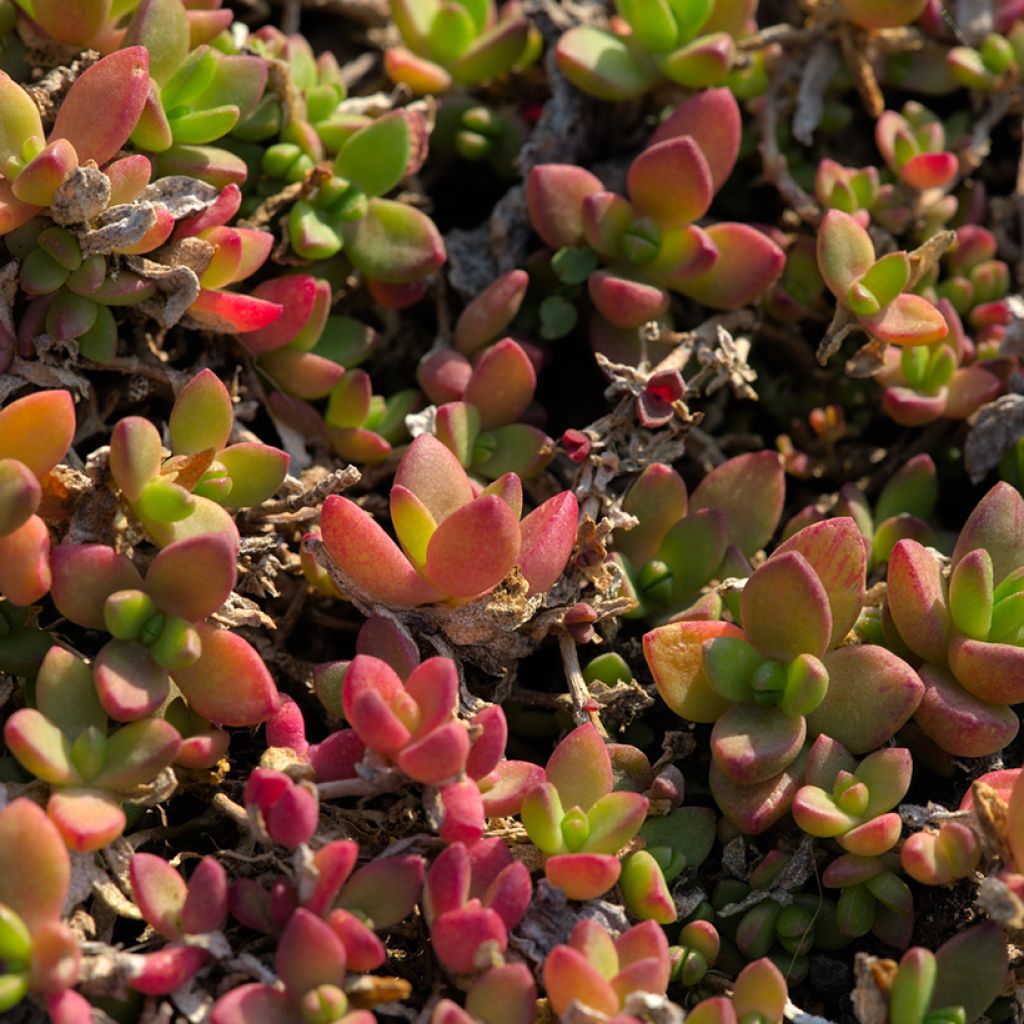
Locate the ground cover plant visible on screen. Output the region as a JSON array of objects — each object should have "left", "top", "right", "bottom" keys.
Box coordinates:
[{"left": 6, "top": 0, "right": 1024, "bottom": 1022}]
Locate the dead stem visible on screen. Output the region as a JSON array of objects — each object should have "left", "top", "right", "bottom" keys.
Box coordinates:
[
  {"left": 757, "top": 79, "right": 821, "bottom": 227},
  {"left": 211, "top": 792, "right": 250, "bottom": 828},
  {"left": 558, "top": 630, "right": 607, "bottom": 736},
  {"left": 250, "top": 464, "right": 362, "bottom": 518},
  {"left": 838, "top": 23, "right": 883, "bottom": 118},
  {"left": 317, "top": 771, "right": 406, "bottom": 800}
]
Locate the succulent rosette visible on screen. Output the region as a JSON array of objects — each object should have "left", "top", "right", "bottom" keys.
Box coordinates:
[
  {"left": 886, "top": 482, "right": 1024, "bottom": 756},
  {"left": 316, "top": 433, "right": 577, "bottom": 607},
  {"left": 526, "top": 89, "right": 784, "bottom": 340},
  {"left": 646, "top": 517, "right": 924, "bottom": 833}
]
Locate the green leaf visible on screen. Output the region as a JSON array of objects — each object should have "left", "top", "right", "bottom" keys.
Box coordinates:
[
  {"left": 551, "top": 245, "right": 599, "bottom": 285},
  {"left": 539, "top": 295, "right": 577, "bottom": 339},
  {"left": 617, "top": 0, "right": 679, "bottom": 52},
  {"left": 336, "top": 114, "right": 412, "bottom": 198}
]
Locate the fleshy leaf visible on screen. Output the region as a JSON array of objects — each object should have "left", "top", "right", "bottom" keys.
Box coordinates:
[
  {"left": 546, "top": 723, "right": 611, "bottom": 812},
  {"left": 689, "top": 452, "right": 784, "bottom": 557},
  {"left": 423, "top": 495, "right": 521, "bottom": 597},
  {"left": 773, "top": 517, "right": 866, "bottom": 646},
  {"left": 741, "top": 551, "right": 832, "bottom": 661},
  {"left": 673, "top": 222, "right": 784, "bottom": 309},
  {"left": 807, "top": 645, "right": 924, "bottom": 754},
  {"left": 527, "top": 164, "right": 604, "bottom": 250},
  {"left": 0, "top": 390, "right": 75, "bottom": 479},
  {"left": 342, "top": 198, "right": 445, "bottom": 284},
  {"left": 627, "top": 137, "right": 713, "bottom": 226},
  {"left": 169, "top": 370, "right": 233, "bottom": 455},
  {"left": 170, "top": 624, "right": 280, "bottom": 726},
  {"left": 649, "top": 88, "right": 741, "bottom": 192},
  {"left": 51, "top": 48, "right": 151, "bottom": 167},
  {"left": 818, "top": 209, "right": 877, "bottom": 299},
  {"left": 0, "top": 799, "right": 69, "bottom": 931},
  {"left": 518, "top": 492, "right": 578, "bottom": 596},
  {"left": 319, "top": 496, "right": 444, "bottom": 607}
]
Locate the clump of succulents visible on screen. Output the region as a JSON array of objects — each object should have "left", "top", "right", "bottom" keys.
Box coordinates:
[{"left": 5, "top": 2, "right": 1024, "bottom": 1023}]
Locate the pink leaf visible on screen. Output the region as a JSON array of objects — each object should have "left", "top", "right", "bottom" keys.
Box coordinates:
[
  {"left": 304, "top": 840, "right": 359, "bottom": 917},
  {"left": 47, "top": 788, "right": 126, "bottom": 852},
  {"left": 464, "top": 338, "right": 537, "bottom": 429},
  {"left": 518, "top": 492, "right": 578, "bottom": 596},
  {"left": 0, "top": 798, "right": 69, "bottom": 931},
  {"left": 432, "top": 906, "right": 508, "bottom": 975},
  {"left": 50, "top": 48, "right": 151, "bottom": 166},
  {"left": 588, "top": 271, "right": 671, "bottom": 328},
  {"left": 130, "top": 945, "right": 210, "bottom": 996},
  {"left": 397, "top": 721, "right": 470, "bottom": 784},
  {"left": 394, "top": 433, "right": 476, "bottom": 522},
  {"left": 674, "top": 222, "right": 784, "bottom": 309},
  {"left": 423, "top": 495, "right": 521, "bottom": 597},
  {"left": 211, "top": 984, "right": 293, "bottom": 1024},
  {"left": 405, "top": 657, "right": 459, "bottom": 735},
  {"left": 858, "top": 293, "right": 949, "bottom": 346},
  {"left": 0, "top": 515, "right": 51, "bottom": 606},
  {"left": 439, "top": 780, "right": 486, "bottom": 845},
  {"left": 145, "top": 534, "right": 236, "bottom": 622},
  {"left": 327, "top": 908, "right": 386, "bottom": 972},
  {"left": 276, "top": 908, "right": 347, "bottom": 999},
  {"left": 466, "top": 705, "right": 507, "bottom": 780},
  {"left": 886, "top": 539, "right": 951, "bottom": 662},
  {"left": 480, "top": 760, "right": 545, "bottom": 817},
  {"left": 648, "top": 88, "right": 741, "bottom": 192},
  {"left": 242, "top": 275, "right": 320, "bottom": 354},
  {"left": 454, "top": 269, "right": 529, "bottom": 355},
  {"left": 181, "top": 856, "right": 229, "bottom": 934},
  {"left": 188, "top": 289, "right": 283, "bottom": 333},
  {"left": 527, "top": 165, "right": 604, "bottom": 250},
  {"left": 628, "top": 137, "right": 714, "bottom": 226},
  {"left": 425, "top": 843, "right": 472, "bottom": 922},
  {"left": 913, "top": 664, "right": 1018, "bottom": 757},
  {"left": 170, "top": 624, "right": 280, "bottom": 726}
]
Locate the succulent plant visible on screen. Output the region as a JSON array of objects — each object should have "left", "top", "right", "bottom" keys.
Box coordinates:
[
  {"left": 555, "top": 0, "right": 756, "bottom": 101},
  {"left": 424, "top": 839, "right": 531, "bottom": 974},
  {"left": 792, "top": 735, "right": 911, "bottom": 857},
  {"left": 127, "top": 853, "right": 229, "bottom": 994},
  {"left": 871, "top": 299, "right": 1002, "bottom": 426},
  {"left": 886, "top": 482, "right": 1024, "bottom": 756},
  {"left": 543, "top": 919, "right": 670, "bottom": 1019},
  {"left": 613, "top": 453, "right": 785, "bottom": 619},
  {"left": 875, "top": 103, "right": 958, "bottom": 192},
  {"left": 817, "top": 210, "right": 949, "bottom": 347},
  {"left": 0, "top": 797, "right": 87, "bottom": 1020},
  {"left": 109, "top": 369, "right": 289, "bottom": 546},
  {"left": 316, "top": 433, "right": 577, "bottom": 607},
  {"left": 527, "top": 90, "right": 784, "bottom": 335},
  {"left": 0, "top": 390, "right": 75, "bottom": 606},
  {"left": 3, "top": 646, "right": 183, "bottom": 850},
  {"left": 0, "top": 49, "right": 151, "bottom": 231},
  {"left": 646, "top": 516, "right": 923, "bottom": 833},
  {"left": 521, "top": 723, "right": 649, "bottom": 900}
]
